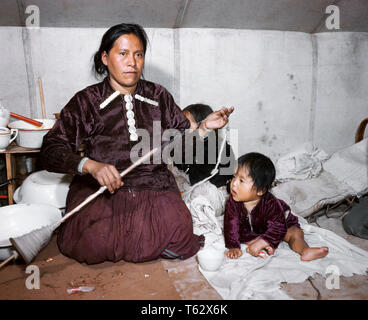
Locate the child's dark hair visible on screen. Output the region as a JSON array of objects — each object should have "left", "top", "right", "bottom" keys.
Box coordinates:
[
  {"left": 183, "top": 104, "right": 213, "bottom": 124},
  {"left": 237, "top": 152, "right": 276, "bottom": 192},
  {"left": 93, "top": 23, "right": 148, "bottom": 77}
]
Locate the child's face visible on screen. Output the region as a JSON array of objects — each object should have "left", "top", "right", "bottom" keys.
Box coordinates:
[
  {"left": 230, "top": 166, "right": 263, "bottom": 203},
  {"left": 183, "top": 111, "right": 198, "bottom": 132}
]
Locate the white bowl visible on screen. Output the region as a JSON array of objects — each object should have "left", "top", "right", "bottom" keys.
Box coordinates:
[
  {"left": 8, "top": 118, "right": 55, "bottom": 148},
  {"left": 0, "top": 203, "right": 62, "bottom": 260},
  {"left": 13, "top": 170, "right": 73, "bottom": 208},
  {"left": 197, "top": 247, "right": 225, "bottom": 271}
]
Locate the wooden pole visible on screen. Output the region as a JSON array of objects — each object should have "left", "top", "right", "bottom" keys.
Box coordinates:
[
  {"left": 5, "top": 153, "right": 14, "bottom": 205},
  {"left": 0, "top": 254, "right": 15, "bottom": 269},
  {"left": 38, "top": 77, "right": 46, "bottom": 119}
]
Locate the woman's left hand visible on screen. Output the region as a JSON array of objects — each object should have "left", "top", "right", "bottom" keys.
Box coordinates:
[{"left": 203, "top": 106, "right": 234, "bottom": 130}]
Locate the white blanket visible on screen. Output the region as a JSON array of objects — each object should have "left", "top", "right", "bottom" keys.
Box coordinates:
[
  {"left": 275, "top": 142, "right": 330, "bottom": 182},
  {"left": 199, "top": 215, "right": 368, "bottom": 300},
  {"left": 182, "top": 182, "right": 228, "bottom": 235},
  {"left": 272, "top": 138, "right": 368, "bottom": 217},
  {"left": 323, "top": 138, "right": 368, "bottom": 197},
  {"left": 272, "top": 171, "right": 352, "bottom": 217},
  {"left": 168, "top": 163, "right": 229, "bottom": 235}
]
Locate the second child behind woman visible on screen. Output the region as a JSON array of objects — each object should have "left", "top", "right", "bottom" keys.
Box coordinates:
[{"left": 174, "top": 103, "right": 235, "bottom": 188}]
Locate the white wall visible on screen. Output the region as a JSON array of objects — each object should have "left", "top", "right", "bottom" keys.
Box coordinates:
[
  {"left": 0, "top": 26, "right": 367, "bottom": 160},
  {"left": 180, "top": 29, "right": 314, "bottom": 160},
  {"left": 0, "top": 28, "right": 30, "bottom": 116},
  {"left": 314, "top": 32, "right": 368, "bottom": 152}
]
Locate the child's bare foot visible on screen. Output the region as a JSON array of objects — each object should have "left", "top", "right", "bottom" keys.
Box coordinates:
[{"left": 301, "top": 247, "right": 329, "bottom": 261}]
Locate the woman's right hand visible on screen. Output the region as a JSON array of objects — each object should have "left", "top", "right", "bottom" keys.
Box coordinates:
[
  {"left": 202, "top": 106, "right": 234, "bottom": 130},
  {"left": 82, "top": 159, "right": 124, "bottom": 194},
  {"left": 225, "top": 248, "right": 243, "bottom": 259}
]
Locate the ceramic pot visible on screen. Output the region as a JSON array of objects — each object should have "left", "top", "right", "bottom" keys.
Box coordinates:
[
  {"left": 197, "top": 247, "right": 225, "bottom": 271},
  {"left": 0, "top": 107, "right": 9, "bottom": 127},
  {"left": 8, "top": 119, "right": 55, "bottom": 148}
]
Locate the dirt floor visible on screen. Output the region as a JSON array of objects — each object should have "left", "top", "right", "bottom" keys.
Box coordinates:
[{"left": 0, "top": 204, "right": 367, "bottom": 301}]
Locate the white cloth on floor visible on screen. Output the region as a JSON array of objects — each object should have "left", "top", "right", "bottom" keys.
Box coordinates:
[
  {"left": 167, "top": 161, "right": 229, "bottom": 235},
  {"left": 323, "top": 138, "right": 368, "bottom": 197},
  {"left": 272, "top": 138, "right": 368, "bottom": 217},
  {"left": 182, "top": 182, "right": 228, "bottom": 235},
  {"left": 275, "top": 142, "right": 330, "bottom": 182},
  {"left": 199, "top": 215, "right": 368, "bottom": 300},
  {"left": 272, "top": 171, "right": 352, "bottom": 217}
]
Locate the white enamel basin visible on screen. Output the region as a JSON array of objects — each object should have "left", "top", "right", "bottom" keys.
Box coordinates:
[
  {"left": 8, "top": 118, "right": 56, "bottom": 148},
  {"left": 13, "top": 170, "right": 73, "bottom": 208}
]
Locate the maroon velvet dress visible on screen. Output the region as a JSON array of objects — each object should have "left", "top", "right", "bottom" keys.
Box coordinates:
[
  {"left": 224, "top": 191, "right": 300, "bottom": 249},
  {"left": 40, "top": 77, "right": 204, "bottom": 264}
]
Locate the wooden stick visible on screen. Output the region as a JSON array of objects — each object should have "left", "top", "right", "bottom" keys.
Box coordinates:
[
  {"left": 5, "top": 154, "right": 14, "bottom": 205},
  {"left": 59, "top": 148, "right": 158, "bottom": 224},
  {"left": 38, "top": 77, "right": 46, "bottom": 119},
  {"left": 10, "top": 112, "right": 43, "bottom": 127},
  {"left": 0, "top": 254, "right": 15, "bottom": 269}
]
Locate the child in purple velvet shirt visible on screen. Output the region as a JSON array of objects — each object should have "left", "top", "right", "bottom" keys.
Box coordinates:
[{"left": 224, "top": 152, "right": 329, "bottom": 261}]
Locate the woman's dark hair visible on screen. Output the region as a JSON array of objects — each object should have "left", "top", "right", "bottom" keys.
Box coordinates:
[
  {"left": 237, "top": 152, "right": 276, "bottom": 192},
  {"left": 93, "top": 23, "right": 148, "bottom": 77},
  {"left": 183, "top": 104, "right": 213, "bottom": 124}
]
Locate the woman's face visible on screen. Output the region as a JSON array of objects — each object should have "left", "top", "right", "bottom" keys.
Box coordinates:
[
  {"left": 102, "top": 33, "right": 145, "bottom": 94},
  {"left": 183, "top": 111, "right": 198, "bottom": 132}
]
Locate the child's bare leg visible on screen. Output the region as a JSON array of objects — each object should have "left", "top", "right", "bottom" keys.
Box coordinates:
[{"left": 284, "top": 226, "right": 328, "bottom": 261}]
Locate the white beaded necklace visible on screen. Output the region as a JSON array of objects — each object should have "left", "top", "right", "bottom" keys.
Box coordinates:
[
  {"left": 98, "top": 90, "right": 159, "bottom": 142},
  {"left": 124, "top": 94, "right": 138, "bottom": 141}
]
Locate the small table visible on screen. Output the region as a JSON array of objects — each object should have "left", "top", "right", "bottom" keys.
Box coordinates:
[{"left": 0, "top": 142, "right": 40, "bottom": 204}]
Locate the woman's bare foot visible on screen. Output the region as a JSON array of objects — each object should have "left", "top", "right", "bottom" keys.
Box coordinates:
[{"left": 301, "top": 247, "right": 329, "bottom": 261}]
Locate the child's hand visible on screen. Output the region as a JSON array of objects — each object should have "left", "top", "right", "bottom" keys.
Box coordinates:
[
  {"left": 246, "top": 238, "right": 270, "bottom": 257},
  {"left": 225, "top": 248, "right": 242, "bottom": 259}
]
